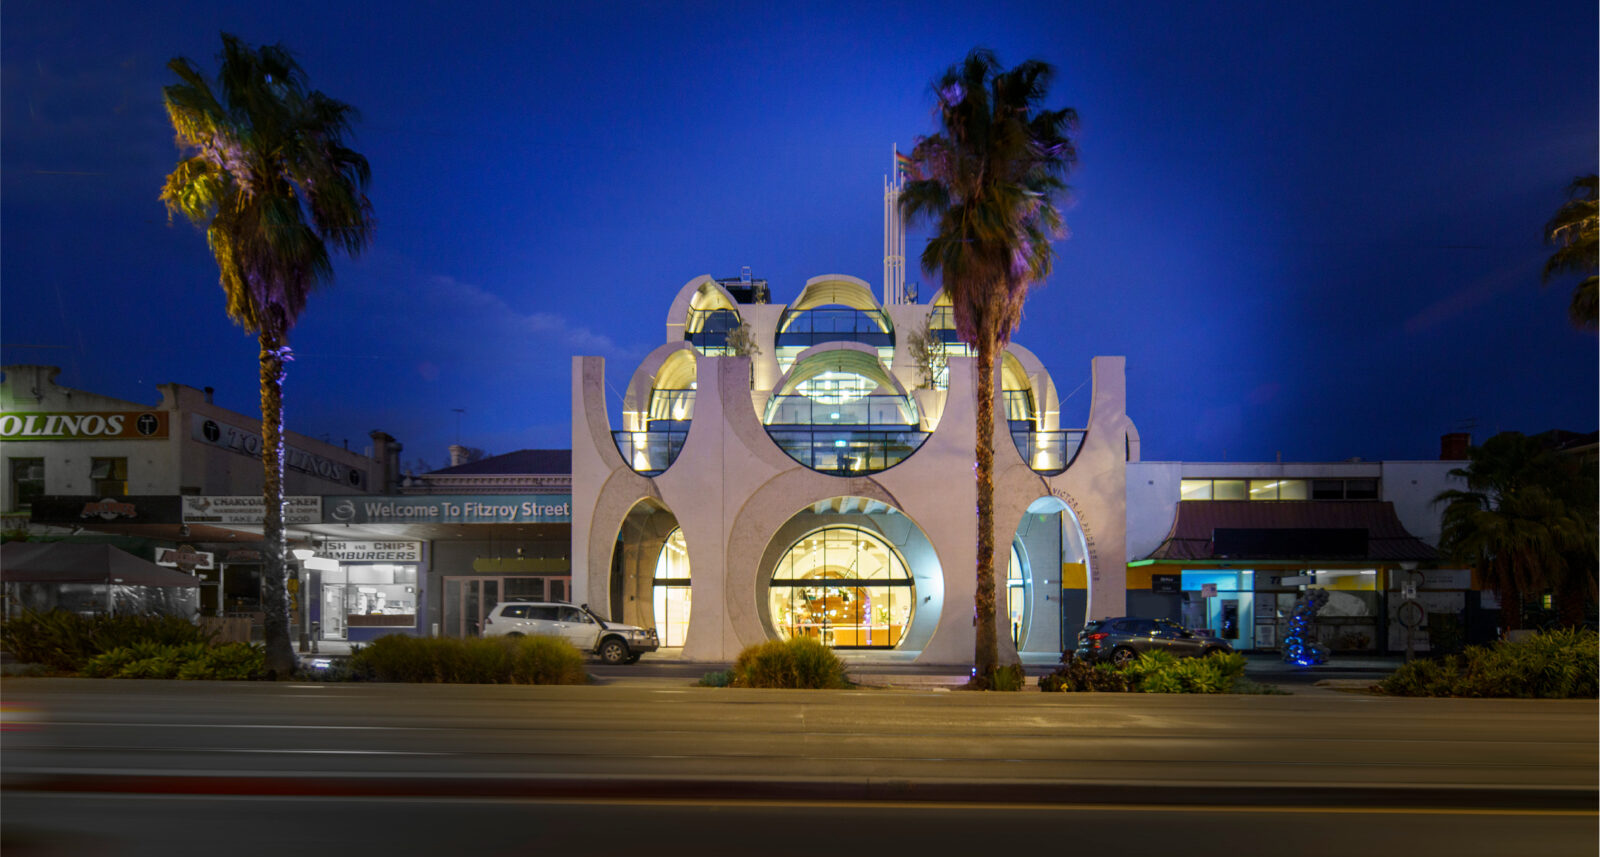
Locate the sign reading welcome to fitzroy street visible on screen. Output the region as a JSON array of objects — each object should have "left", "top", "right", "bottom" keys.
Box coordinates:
[
  {"left": 182, "top": 495, "right": 322, "bottom": 525},
  {"left": 325, "top": 495, "right": 572, "bottom": 525}
]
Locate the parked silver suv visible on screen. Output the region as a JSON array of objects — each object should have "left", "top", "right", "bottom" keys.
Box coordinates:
[{"left": 481, "top": 601, "right": 659, "bottom": 664}]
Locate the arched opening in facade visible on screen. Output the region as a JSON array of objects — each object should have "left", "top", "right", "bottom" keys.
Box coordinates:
[
  {"left": 776, "top": 278, "right": 893, "bottom": 371},
  {"left": 616, "top": 348, "right": 696, "bottom": 475},
  {"left": 684, "top": 283, "right": 743, "bottom": 356},
  {"left": 651, "top": 527, "right": 691, "bottom": 646},
  {"left": 758, "top": 498, "right": 943, "bottom": 650},
  {"left": 762, "top": 348, "right": 926, "bottom": 475},
  {"left": 610, "top": 498, "right": 683, "bottom": 631},
  {"left": 1003, "top": 349, "right": 1082, "bottom": 474},
  {"left": 1009, "top": 495, "right": 1093, "bottom": 652}
]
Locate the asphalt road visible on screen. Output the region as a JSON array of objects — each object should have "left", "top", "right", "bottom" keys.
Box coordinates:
[{"left": 2, "top": 678, "right": 1595, "bottom": 856}]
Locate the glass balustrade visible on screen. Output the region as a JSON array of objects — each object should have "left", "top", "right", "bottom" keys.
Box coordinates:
[
  {"left": 775, "top": 308, "right": 894, "bottom": 349},
  {"left": 1009, "top": 428, "right": 1085, "bottom": 475},
  {"left": 613, "top": 425, "right": 689, "bottom": 476}
]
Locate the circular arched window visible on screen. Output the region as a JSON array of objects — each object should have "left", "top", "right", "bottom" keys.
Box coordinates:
[{"left": 767, "top": 526, "right": 915, "bottom": 648}]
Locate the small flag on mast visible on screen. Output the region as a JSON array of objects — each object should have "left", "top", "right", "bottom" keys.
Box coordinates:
[{"left": 894, "top": 149, "right": 914, "bottom": 179}]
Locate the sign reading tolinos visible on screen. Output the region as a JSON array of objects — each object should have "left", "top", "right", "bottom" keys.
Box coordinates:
[
  {"left": 325, "top": 495, "right": 572, "bottom": 525},
  {"left": 189, "top": 414, "right": 365, "bottom": 488},
  {"left": 1, "top": 411, "right": 168, "bottom": 440}
]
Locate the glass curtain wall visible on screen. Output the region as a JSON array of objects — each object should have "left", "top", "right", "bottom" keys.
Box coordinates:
[{"left": 769, "top": 526, "right": 914, "bottom": 648}]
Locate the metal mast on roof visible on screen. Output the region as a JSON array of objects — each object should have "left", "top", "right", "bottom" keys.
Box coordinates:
[{"left": 883, "top": 144, "right": 908, "bottom": 306}]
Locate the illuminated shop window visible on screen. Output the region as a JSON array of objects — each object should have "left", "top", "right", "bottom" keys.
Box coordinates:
[
  {"left": 768, "top": 526, "right": 914, "bottom": 648},
  {"left": 320, "top": 564, "right": 419, "bottom": 638},
  {"left": 652, "top": 528, "right": 692, "bottom": 647},
  {"left": 1248, "top": 479, "right": 1307, "bottom": 500},
  {"left": 1007, "top": 542, "right": 1027, "bottom": 646}
]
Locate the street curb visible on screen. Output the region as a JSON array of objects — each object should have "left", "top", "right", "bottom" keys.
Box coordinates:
[{"left": 5, "top": 771, "right": 1592, "bottom": 811}]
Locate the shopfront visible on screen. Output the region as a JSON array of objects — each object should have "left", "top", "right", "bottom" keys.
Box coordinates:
[{"left": 302, "top": 540, "right": 423, "bottom": 643}]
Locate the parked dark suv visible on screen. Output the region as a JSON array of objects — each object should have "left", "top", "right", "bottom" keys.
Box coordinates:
[{"left": 1074, "top": 617, "right": 1233, "bottom": 666}]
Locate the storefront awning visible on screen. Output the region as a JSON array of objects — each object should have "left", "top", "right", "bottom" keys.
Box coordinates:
[
  {"left": 1143, "top": 501, "right": 1438, "bottom": 562},
  {"left": 1, "top": 541, "right": 201, "bottom": 587}
]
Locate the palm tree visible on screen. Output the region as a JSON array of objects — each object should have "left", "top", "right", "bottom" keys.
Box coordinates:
[
  {"left": 162, "top": 34, "right": 374, "bottom": 677},
  {"left": 1542, "top": 174, "right": 1597, "bottom": 330},
  {"left": 900, "top": 49, "right": 1077, "bottom": 686},
  {"left": 1435, "top": 432, "right": 1597, "bottom": 631}
]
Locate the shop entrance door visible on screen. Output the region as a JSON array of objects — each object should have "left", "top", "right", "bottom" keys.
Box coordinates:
[
  {"left": 442, "top": 576, "right": 571, "bottom": 637},
  {"left": 444, "top": 578, "right": 499, "bottom": 638}
]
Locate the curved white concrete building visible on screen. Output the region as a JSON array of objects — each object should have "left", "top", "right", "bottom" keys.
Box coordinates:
[{"left": 572, "top": 273, "right": 1138, "bottom": 663}]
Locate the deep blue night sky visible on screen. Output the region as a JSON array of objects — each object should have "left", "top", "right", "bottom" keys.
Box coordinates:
[{"left": 3, "top": 1, "right": 1595, "bottom": 471}]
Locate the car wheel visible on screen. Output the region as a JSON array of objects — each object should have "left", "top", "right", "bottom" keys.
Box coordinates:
[
  {"left": 598, "top": 638, "right": 629, "bottom": 665},
  {"left": 1111, "top": 647, "right": 1137, "bottom": 667}
]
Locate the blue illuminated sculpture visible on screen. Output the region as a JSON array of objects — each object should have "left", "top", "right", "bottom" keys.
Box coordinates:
[{"left": 1281, "top": 589, "right": 1330, "bottom": 666}]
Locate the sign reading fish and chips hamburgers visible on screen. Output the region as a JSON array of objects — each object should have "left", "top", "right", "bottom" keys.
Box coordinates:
[{"left": 0, "top": 411, "right": 168, "bottom": 440}]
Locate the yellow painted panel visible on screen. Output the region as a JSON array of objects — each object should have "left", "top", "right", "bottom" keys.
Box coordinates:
[
  {"left": 470, "top": 557, "right": 571, "bottom": 575},
  {"left": 1124, "top": 565, "right": 1154, "bottom": 590},
  {"left": 1060, "top": 562, "right": 1087, "bottom": 589}
]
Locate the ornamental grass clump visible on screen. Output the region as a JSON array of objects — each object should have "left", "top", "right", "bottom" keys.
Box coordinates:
[
  {"left": 1380, "top": 628, "right": 1598, "bottom": 698},
  {"left": 728, "top": 637, "right": 851, "bottom": 689},
  {"left": 349, "top": 634, "right": 588, "bottom": 685}
]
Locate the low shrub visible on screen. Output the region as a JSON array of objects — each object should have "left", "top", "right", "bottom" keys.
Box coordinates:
[
  {"left": 2, "top": 610, "right": 216, "bottom": 673},
  {"left": 728, "top": 637, "right": 851, "bottom": 689},
  {"left": 177, "top": 643, "right": 266, "bottom": 681},
  {"left": 1124, "top": 650, "right": 1248, "bottom": 694},
  {"left": 696, "top": 668, "right": 734, "bottom": 687},
  {"left": 350, "top": 634, "right": 588, "bottom": 685},
  {"left": 1039, "top": 655, "right": 1131, "bottom": 692},
  {"left": 1380, "top": 628, "right": 1598, "bottom": 698},
  {"left": 1040, "top": 650, "right": 1248, "bottom": 694},
  {"left": 81, "top": 641, "right": 261, "bottom": 680}
]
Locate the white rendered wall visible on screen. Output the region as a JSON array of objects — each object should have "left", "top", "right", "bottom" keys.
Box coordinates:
[{"left": 572, "top": 282, "right": 1134, "bottom": 663}]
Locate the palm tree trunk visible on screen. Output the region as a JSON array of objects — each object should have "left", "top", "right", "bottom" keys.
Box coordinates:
[
  {"left": 1498, "top": 585, "right": 1523, "bottom": 636},
  {"left": 972, "top": 323, "right": 999, "bottom": 684},
  {"left": 259, "top": 328, "right": 296, "bottom": 678}
]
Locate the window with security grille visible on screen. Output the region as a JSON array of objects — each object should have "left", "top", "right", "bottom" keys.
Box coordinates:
[{"left": 9, "top": 458, "right": 43, "bottom": 511}]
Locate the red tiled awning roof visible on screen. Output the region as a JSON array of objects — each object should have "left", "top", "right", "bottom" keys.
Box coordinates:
[{"left": 1144, "top": 501, "right": 1438, "bottom": 562}]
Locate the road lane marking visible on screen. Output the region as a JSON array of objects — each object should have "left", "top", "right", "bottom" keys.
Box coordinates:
[{"left": 6, "top": 792, "right": 1592, "bottom": 817}]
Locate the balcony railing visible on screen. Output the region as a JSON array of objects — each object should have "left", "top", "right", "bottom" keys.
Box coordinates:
[
  {"left": 1010, "top": 428, "right": 1085, "bottom": 475},
  {"left": 613, "top": 425, "right": 689, "bottom": 476},
  {"left": 685, "top": 308, "right": 742, "bottom": 354},
  {"left": 766, "top": 428, "right": 929, "bottom": 476},
  {"left": 775, "top": 308, "right": 893, "bottom": 349},
  {"left": 764, "top": 394, "right": 917, "bottom": 428}
]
